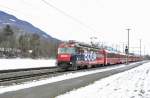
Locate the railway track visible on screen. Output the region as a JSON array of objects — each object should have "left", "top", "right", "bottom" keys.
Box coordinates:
[
  {"left": 0, "top": 61, "right": 145, "bottom": 86},
  {"left": 0, "top": 61, "right": 147, "bottom": 98},
  {"left": 0, "top": 64, "right": 114, "bottom": 86},
  {"left": 0, "top": 67, "right": 63, "bottom": 86}
]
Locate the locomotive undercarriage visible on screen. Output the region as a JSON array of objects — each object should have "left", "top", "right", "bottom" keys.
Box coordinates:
[
  {"left": 58, "top": 61, "right": 105, "bottom": 70},
  {"left": 57, "top": 61, "right": 78, "bottom": 70}
]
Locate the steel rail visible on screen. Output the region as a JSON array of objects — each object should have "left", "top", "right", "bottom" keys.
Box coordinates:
[{"left": 0, "top": 67, "right": 62, "bottom": 86}]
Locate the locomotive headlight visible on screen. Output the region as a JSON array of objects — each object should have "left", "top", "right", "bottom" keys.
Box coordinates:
[{"left": 70, "top": 62, "right": 73, "bottom": 64}]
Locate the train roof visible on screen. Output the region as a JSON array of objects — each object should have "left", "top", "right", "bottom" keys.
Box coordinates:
[
  {"left": 104, "top": 49, "right": 125, "bottom": 55},
  {"left": 59, "top": 40, "right": 141, "bottom": 57},
  {"left": 59, "top": 40, "right": 101, "bottom": 50}
]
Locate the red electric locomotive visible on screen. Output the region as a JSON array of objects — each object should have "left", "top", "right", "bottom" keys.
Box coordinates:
[{"left": 57, "top": 40, "right": 106, "bottom": 70}]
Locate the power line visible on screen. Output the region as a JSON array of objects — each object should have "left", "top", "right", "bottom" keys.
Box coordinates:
[
  {"left": 41, "top": 0, "right": 96, "bottom": 33},
  {"left": 0, "top": 1, "right": 97, "bottom": 33}
]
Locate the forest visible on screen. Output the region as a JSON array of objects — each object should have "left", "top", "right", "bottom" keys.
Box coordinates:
[{"left": 0, "top": 25, "right": 60, "bottom": 58}]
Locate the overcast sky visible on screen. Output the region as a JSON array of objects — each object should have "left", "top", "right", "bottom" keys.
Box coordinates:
[{"left": 0, "top": 0, "right": 149, "bottom": 55}]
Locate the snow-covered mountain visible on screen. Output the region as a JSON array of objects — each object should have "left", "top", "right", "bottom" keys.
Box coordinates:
[
  {"left": 0, "top": 11, "right": 60, "bottom": 58},
  {"left": 0, "top": 11, "right": 59, "bottom": 41}
]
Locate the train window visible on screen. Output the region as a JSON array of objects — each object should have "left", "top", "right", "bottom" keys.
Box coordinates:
[
  {"left": 107, "top": 53, "right": 116, "bottom": 58},
  {"left": 58, "top": 47, "right": 76, "bottom": 54},
  {"left": 97, "top": 53, "right": 104, "bottom": 58},
  {"left": 116, "top": 54, "right": 119, "bottom": 58}
]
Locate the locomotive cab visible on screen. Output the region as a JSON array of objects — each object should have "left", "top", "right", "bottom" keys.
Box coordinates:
[{"left": 57, "top": 43, "right": 77, "bottom": 69}]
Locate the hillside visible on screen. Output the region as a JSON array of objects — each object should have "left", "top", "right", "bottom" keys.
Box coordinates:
[{"left": 0, "top": 11, "right": 61, "bottom": 58}]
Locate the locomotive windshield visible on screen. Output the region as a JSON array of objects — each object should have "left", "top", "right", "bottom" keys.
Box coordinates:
[{"left": 58, "top": 47, "right": 76, "bottom": 54}]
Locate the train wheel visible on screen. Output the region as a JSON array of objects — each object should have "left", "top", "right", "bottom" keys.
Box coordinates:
[{"left": 87, "top": 65, "right": 92, "bottom": 69}]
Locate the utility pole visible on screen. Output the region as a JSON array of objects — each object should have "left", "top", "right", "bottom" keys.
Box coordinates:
[
  {"left": 144, "top": 46, "right": 145, "bottom": 56},
  {"left": 140, "top": 39, "right": 142, "bottom": 56},
  {"left": 126, "top": 28, "right": 131, "bottom": 65}
]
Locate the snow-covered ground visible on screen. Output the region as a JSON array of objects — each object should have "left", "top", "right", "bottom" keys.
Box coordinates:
[
  {"left": 57, "top": 62, "right": 150, "bottom": 98},
  {"left": 0, "top": 59, "right": 56, "bottom": 70}
]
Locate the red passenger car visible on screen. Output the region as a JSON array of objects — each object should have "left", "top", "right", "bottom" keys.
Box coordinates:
[{"left": 103, "top": 50, "right": 126, "bottom": 65}]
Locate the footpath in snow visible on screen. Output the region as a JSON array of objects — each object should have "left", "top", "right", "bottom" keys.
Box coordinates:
[
  {"left": 0, "top": 58, "right": 56, "bottom": 70},
  {"left": 57, "top": 61, "right": 150, "bottom": 98}
]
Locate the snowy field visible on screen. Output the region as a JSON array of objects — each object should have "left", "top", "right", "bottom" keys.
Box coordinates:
[
  {"left": 0, "top": 59, "right": 56, "bottom": 70},
  {"left": 57, "top": 62, "right": 150, "bottom": 98}
]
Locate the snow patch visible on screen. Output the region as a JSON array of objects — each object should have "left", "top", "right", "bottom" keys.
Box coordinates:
[
  {"left": 9, "top": 18, "right": 16, "bottom": 22},
  {"left": 42, "top": 34, "right": 49, "bottom": 38},
  {"left": 0, "top": 59, "right": 56, "bottom": 70}
]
